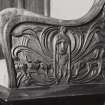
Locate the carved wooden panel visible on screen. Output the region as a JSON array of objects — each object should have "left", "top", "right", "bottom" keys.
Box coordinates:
[{"left": 7, "top": 6, "right": 105, "bottom": 88}]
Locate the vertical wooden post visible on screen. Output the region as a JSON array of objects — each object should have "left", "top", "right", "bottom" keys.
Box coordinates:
[
  {"left": 44, "top": 0, "right": 50, "bottom": 16},
  {"left": 18, "top": 0, "right": 25, "bottom": 9}
]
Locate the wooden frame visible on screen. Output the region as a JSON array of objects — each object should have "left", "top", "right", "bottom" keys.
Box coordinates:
[{"left": 0, "top": 0, "right": 105, "bottom": 103}]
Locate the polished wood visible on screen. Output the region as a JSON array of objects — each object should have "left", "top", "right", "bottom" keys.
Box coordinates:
[{"left": 5, "top": 84, "right": 105, "bottom": 101}]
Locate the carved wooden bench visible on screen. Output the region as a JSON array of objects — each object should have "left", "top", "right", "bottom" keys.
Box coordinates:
[{"left": 0, "top": 0, "right": 105, "bottom": 104}]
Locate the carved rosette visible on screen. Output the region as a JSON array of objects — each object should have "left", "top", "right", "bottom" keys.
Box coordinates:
[{"left": 10, "top": 9, "right": 105, "bottom": 88}]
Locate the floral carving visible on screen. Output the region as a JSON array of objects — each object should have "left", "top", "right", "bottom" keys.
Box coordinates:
[{"left": 11, "top": 10, "right": 105, "bottom": 88}]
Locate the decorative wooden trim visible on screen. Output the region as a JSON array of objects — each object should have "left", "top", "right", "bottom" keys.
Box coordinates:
[{"left": 0, "top": 0, "right": 105, "bottom": 102}]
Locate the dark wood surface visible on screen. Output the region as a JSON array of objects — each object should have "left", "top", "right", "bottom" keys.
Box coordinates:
[
  {"left": 0, "top": 95, "right": 104, "bottom": 105},
  {"left": 0, "top": 0, "right": 46, "bottom": 15},
  {"left": 0, "top": 0, "right": 18, "bottom": 10}
]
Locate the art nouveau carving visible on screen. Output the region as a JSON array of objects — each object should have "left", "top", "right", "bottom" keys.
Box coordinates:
[{"left": 9, "top": 5, "right": 105, "bottom": 88}]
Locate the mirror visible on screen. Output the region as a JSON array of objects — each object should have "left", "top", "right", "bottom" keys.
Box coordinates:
[{"left": 51, "top": 0, "right": 94, "bottom": 20}]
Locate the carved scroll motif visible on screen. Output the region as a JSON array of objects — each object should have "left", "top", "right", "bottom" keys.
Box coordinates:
[{"left": 11, "top": 10, "right": 105, "bottom": 88}]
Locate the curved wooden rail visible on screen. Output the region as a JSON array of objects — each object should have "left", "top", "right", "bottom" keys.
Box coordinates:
[{"left": 0, "top": 0, "right": 104, "bottom": 26}]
